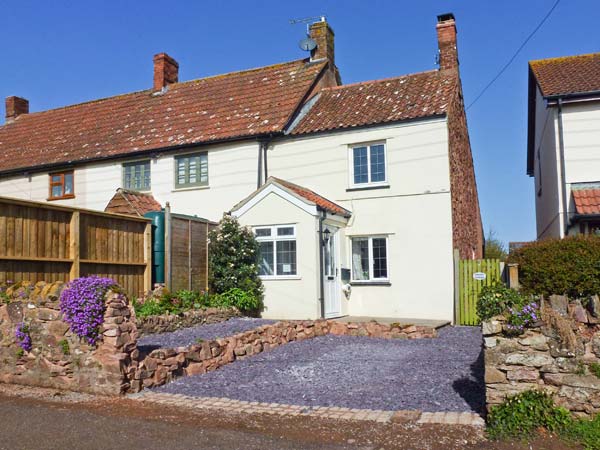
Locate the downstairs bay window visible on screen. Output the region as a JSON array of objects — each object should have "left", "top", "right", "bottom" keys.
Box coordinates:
[
  {"left": 351, "top": 236, "right": 389, "bottom": 282},
  {"left": 255, "top": 225, "right": 297, "bottom": 278}
]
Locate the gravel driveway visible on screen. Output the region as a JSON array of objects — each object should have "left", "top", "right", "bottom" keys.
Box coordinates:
[
  {"left": 137, "top": 318, "right": 276, "bottom": 351},
  {"left": 153, "top": 326, "right": 484, "bottom": 413}
]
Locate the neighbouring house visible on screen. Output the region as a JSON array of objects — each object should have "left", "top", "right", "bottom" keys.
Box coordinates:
[
  {"left": 0, "top": 14, "right": 482, "bottom": 321},
  {"left": 527, "top": 52, "right": 600, "bottom": 238}
]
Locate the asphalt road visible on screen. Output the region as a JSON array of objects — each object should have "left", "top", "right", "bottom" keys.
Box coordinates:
[{"left": 0, "top": 395, "right": 352, "bottom": 450}]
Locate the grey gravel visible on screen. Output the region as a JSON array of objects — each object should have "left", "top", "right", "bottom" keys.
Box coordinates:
[
  {"left": 154, "top": 326, "right": 485, "bottom": 413},
  {"left": 137, "top": 317, "right": 276, "bottom": 351}
]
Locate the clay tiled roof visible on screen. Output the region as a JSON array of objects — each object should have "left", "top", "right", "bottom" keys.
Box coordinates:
[
  {"left": 291, "top": 70, "right": 453, "bottom": 135},
  {"left": 104, "top": 188, "right": 162, "bottom": 217},
  {"left": 271, "top": 177, "right": 351, "bottom": 217},
  {"left": 530, "top": 53, "right": 600, "bottom": 97},
  {"left": 0, "top": 59, "right": 327, "bottom": 174},
  {"left": 572, "top": 188, "right": 600, "bottom": 215}
]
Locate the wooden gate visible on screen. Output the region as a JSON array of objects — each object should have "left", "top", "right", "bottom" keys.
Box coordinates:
[{"left": 455, "top": 258, "right": 502, "bottom": 325}]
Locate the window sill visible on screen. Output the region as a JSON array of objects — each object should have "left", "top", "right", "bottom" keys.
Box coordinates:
[
  {"left": 172, "top": 185, "right": 210, "bottom": 193},
  {"left": 350, "top": 281, "right": 391, "bottom": 286},
  {"left": 346, "top": 184, "right": 390, "bottom": 192},
  {"left": 47, "top": 195, "right": 75, "bottom": 201},
  {"left": 260, "top": 276, "right": 301, "bottom": 281}
]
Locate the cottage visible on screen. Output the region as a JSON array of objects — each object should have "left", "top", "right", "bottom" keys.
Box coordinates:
[
  {"left": 0, "top": 14, "right": 482, "bottom": 321},
  {"left": 527, "top": 52, "right": 600, "bottom": 238}
]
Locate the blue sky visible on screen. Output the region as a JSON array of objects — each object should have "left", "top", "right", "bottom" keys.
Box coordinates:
[{"left": 2, "top": 1, "right": 598, "bottom": 245}]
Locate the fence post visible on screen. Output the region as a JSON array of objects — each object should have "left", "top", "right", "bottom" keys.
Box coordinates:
[
  {"left": 143, "top": 222, "right": 152, "bottom": 293},
  {"left": 69, "top": 211, "right": 80, "bottom": 280},
  {"left": 453, "top": 249, "right": 460, "bottom": 325},
  {"left": 507, "top": 263, "right": 519, "bottom": 290},
  {"left": 164, "top": 202, "right": 172, "bottom": 290}
]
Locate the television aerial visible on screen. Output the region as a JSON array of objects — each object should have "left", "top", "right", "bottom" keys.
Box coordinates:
[{"left": 290, "top": 15, "right": 326, "bottom": 52}]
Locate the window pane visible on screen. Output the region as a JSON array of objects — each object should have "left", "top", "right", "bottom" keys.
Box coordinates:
[
  {"left": 199, "top": 153, "right": 208, "bottom": 184},
  {"left": 277, "top": 226, "right": 294, "bottom": 236},
  {"left": 51, "top": 174, "right": 61, "bottom": 183},
  {"left": 143, "top": 161, "right": 151, "bottom": 189},
  {"left": 188, "top": 157, "right": 198, "bottom": 183},
  {"left": 353, "top": 147, "right": 368, "bottom": 184},
  {"left": 64, "top": 173, "right": 73, "bottom": 195},
  {"left": 276, "top": 240, "right": 297, "bottom": 275},
  {"left": 255, "top": 228, "right": 271, "bottom": 237},
  {"left": 372, "top": 238, "right": 388, "bottom": 279},
  {"left": 351, "top": 239, "right": 370, "bottom": 280},
  {"left": 176, "top": 158, "right": 187, "bottom": 185},
  {"left": 370, "top": 145, "right": 386, "bottom": 182},
  {"left": 258, "top": 241, "right": 274, "bottom": 276},
  {"left": 51, "top": 185, "right": 62, "bottom": 198}
]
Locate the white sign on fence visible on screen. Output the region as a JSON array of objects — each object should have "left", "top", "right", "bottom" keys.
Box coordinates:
[{"left": 473, "top": 272, "right": 487, "bottom": 281}]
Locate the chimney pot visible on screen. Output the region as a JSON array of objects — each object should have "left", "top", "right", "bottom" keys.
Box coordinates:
[
  {"left": 5, "top": 96, "right": 29, "bottom": 123},
  {"left": 153, "top": 53, "right": 179, "bottom": 91},
  {"left": 436, "top": 13, "right": 458, "bottom": 71},
  {"left": 309, "top": 20, "right": 335, "bottom": 64}
]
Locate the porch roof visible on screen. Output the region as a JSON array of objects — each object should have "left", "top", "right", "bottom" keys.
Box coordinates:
[{"left": 572, "top": 187, "right": 600, "bottom": 215}]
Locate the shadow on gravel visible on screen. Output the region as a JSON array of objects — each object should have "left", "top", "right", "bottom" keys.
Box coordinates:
[{"left": 452, "top": 346, "right": 486, "bottom": 415}]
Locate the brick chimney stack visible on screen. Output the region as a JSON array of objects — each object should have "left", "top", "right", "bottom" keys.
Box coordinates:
[
  {"left": 436, "top": 13, "right": 458, "bottom": 71},
  {"left": 309, "top": 19, "right": 335, "bottom": 65},
  {"left": 5, "top": 96, "right": 29, "bottom": 123},
  {"left": 153, "top": 53, "right": 179, "bottom": 91}
]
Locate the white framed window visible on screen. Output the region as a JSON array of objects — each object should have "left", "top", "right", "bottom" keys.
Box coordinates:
[
  {"left": 255, "top": 225, "right": 297, "bottom": 278},
  {"left": 350, "top": 236, "right": 389, "bottom": 282},
  {"left": 123, "top": 160, "right": 151, "bottom": 191},
  {"left": 349, "top": 142, "right": 387, "bottom": 187}
]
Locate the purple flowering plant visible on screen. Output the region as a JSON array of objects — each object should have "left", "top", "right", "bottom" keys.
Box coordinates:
[
  {"left": 506, "top": 301, "right": 540, "bottom": 334},
  {"left": 59, "top": 276, "right": 115, "bottom": 345},
  {"left": 15, "top": 322, "right": 32, "bottom": 352}
]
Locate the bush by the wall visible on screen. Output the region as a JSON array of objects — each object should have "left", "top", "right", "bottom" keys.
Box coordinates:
[
  {"left": 212, "top": 288, "right": 260, "bottom": 314},
  {"left": 508, "top": 235, "right": 600, "bottom": 297},
  {"left": 208, "top": 214, "right": 263, "bottom": 304},
  {"left": 487, "top": 390, "right": 572, "bottom": 439},
  {"left": 477, "top": 284, "right": 526, "bottom": 321}
]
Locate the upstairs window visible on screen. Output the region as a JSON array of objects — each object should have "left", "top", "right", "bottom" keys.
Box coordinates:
[
  {"left": 255, "top": 225, "right": 297, "bottom": 278},
  {"left": 48, "top": 171, "right": 74, "bottom": 200},
  {"left": 123, "top": 160, "right": 151, "bottom": 191},
  {"left": 175, "top": 152, "right": 208, "bottom": 188},
  {"left": 351, "top": 236, "right": 389, "bottom": 282},
  {"left": 350, "top": 143, "right": 387, "bottom": 187}
]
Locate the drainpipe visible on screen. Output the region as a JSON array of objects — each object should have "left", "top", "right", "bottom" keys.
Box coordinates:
[
  {"left": 263, "top": 143, "right": 268, "bottom": 180},
  {"left": 318, "top": 208, "right": 326, "bottom": 319},
  {"left": 557, "top": 99, "right": 569, "bottom": 237},
  {"left": 256, "top": 142, "right": 263, "bottom": 189}
]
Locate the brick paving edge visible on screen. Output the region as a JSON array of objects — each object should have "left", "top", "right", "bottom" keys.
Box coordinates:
[{"left": 128, "top": 391, "right": 485, "bottom": 427}]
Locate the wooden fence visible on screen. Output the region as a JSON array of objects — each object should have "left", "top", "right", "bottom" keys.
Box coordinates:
[
  {"left": 0, "top": 196, "right": 151, "bottom": 298},
  {"left": 455, "top": 257, "right": 502, "bottom": 325},
  {"left": 164, "top": 206, "right": 217, "bottom": 292}
]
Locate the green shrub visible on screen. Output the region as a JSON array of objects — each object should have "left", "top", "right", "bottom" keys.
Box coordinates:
[
  {"left": 590, "top": 362, "right": 600, "bottom": 379},
  {"left": 564, "top": 414, "right": 600, "bottom": 450},
  {"left": 487, "top": 390, "right": 572, "bottom": 439},
  {"left": 211, "top": 288, "right": 260, "bottom": 313},
  {"left": 175, "top": 290, "right": 210, "bottom": 309},
  {"left": 477, "top": 284, "right": 526, "bottom": 321},
  {"left": 508, "top": 235, "right": 600, "bottom": 297},
  {"left": 208, "top": 214, "right": 263, "bottom": 308}
]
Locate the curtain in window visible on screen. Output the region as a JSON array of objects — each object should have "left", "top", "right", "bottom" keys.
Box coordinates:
[{"left": 351, "top": 239, "right": 369, "bottom": 280}]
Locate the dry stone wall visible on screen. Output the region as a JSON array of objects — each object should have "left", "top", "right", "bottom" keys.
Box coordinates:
[
  {"left": 0, "top": 281, "right": 138, "bottom": 395},
  {"left": 136, "top": 307, "right": 240, "bottom": 336},
  {"left": 484, "top": 295, "right": 600, "bottom": 417}
]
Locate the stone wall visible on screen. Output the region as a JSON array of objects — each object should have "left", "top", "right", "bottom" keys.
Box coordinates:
[
  {"left": 0, "top": 281, "right": 138, "bottom": 395},
  {"left": 131, "top": 320, "right": 435, "bottom": 391},
  {"left": 484, "top": 295, "right": 600, "bottom": 417},
  {"left": 135, "top": 307, "right": 240, "bottom": 336}
]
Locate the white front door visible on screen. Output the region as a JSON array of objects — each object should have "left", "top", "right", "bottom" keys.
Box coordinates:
[{"left": 323, "top": 226, "right": 341, "bottom": 318}]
